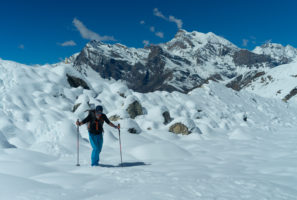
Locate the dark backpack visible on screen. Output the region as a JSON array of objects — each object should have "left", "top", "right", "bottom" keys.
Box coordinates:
[{"left": 85, "top": 109, "right": 104, "bottom": 132}]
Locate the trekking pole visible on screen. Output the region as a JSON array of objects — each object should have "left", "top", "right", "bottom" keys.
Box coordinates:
[
  {"left": 118, "top": 124, "right": 123, "bottom": 167},
  {"left": 76, "top": 119, "right": 80, "bottom": 167}
]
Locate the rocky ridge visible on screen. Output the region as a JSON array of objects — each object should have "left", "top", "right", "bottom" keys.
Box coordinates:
[{"left": 73, "top": 29, "right": 297, "bottom": 93}]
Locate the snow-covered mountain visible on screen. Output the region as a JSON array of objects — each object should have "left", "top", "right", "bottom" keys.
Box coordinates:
[
  {"left": 243, "top": 60, "right": 297, "bottom": 101},
  {"left": 253, "top": 43, "right": 297, "bottom": 64},
  {"left": 73, "top": 29, "right": 297, "bottom": 93}
]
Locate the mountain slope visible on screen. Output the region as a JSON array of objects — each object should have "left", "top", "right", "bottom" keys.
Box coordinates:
[
  {"left": 74, "top": 30, "right": 291, "bottom": 93},
  {"left": 243, "top": 59, "right": 297, "bottom": 101}
]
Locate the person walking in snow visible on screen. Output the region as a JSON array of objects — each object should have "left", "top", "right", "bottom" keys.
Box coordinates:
[{"left": 76, "top": 105, "right": 120, "bottom": 166}]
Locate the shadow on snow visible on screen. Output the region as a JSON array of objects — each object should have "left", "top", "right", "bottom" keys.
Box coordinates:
[{"left": 99, "top": 162, "right": 149, "bottom": 168}]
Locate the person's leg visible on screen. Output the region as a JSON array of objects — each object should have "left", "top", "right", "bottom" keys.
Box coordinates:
[
  {"left": 89, "top": 132, "right": 100, "bottom": 166},
  {"left": 97, "top": 133, "right": 103, "bottom": 163}
]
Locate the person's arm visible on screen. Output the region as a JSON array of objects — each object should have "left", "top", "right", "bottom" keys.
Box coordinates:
[
  {"left": 104, "top": 114, "right": 120, "bottom": 129},
  {"left": 76, "top": 114, "right": 91, "bottom": 126}
]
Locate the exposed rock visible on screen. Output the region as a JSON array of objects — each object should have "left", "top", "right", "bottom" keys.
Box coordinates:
[
  {"left": 195, "top": 109, "right": 205, "bottom": 119},
  {"left": 109, "top": 115, "right": 121, "bottom": 121},
  {"left": 72, "top": 103, "right": 81, "bottom": 112},
  {"left": 118, "top": 92, "right": 126, "bottom": 98},
  {"left": 243, "top": 113, "right": 248, "bottom": 122},
  {"left": 72, "top": 30, "right": 295, "bottom": 94},
  {"left": 120, "top": 119, "right": 141, "bottom": 134},
  {"left": 162, "top": 111, "right": 173, "bottom": 125},
  {"left": 169, "top": 123, "right": 191, "bottom": 135},
  {"left": 283, "top": 88, "right": 297, "bottom": 102},
  {"left": 126, "top": 101, "right": 143, "bottom": 119},
  {"left": 66, "top": 74, "right": 90, "bottom": 89},
  {"left": 128, "top": 128, "right": 138, "bottom": 134},
  {"left": 186, "top": 73, "right": 223, "bottom": 93},
  {"left": 233, "top": 50, "right": 274, "bottom": 68},
  {"left": 226, "top": 71, "right": 265, "bottom": 91}
]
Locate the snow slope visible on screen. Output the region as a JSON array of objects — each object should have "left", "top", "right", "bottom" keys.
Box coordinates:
[
  {"left": 1, "top": 59, "right": 297, "bottom": 199},
  {"left": 244, "top": 59, "right": 297, "bottom": 100}
]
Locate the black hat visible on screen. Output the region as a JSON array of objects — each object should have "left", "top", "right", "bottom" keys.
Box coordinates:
[{"left": 95, "top": 105, "right": 103, "bottom": 113}]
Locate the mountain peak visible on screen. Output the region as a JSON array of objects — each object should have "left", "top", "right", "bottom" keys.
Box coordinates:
[
  {"left": 253, "top": 42, "right": 297, "bottom": 62},
  {"left": 170, "top": 29, "right": 237, "bottom": 51}
]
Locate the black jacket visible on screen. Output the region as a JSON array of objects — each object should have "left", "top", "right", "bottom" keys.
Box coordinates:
[{"left": 82, "top": 111, "right": 111, "bottom": 134}]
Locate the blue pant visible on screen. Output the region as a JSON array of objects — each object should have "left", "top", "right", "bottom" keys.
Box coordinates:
[{"left": 89, "top": 132, "right": 103, "bottom": 166}]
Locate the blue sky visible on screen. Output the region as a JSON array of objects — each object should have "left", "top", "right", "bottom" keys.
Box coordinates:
[{"left": 1, "top": 0, "right": 297, "bottom": 65}]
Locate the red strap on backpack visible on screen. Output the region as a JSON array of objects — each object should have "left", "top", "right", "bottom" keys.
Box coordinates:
[{"left": 95, "top": 121, "right": 99, "bottom": 130}]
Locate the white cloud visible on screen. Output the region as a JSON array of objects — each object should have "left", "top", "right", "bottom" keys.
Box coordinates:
[
  {"left": 18, "top": 44, "right": 24, "bottom": 49},
  {"left": 72, "top": 18, "right": 115, "bottom": 41},
  {"left": 153, "top": 8, "right": 167, "bottom": 20},
  {"left": 242, "top": 39, "right": 249, "bottom": 47},
  {"left": 59, "top": 40, "right": 77, "bottom": 47},
  {"left": 150, "top": 26, "right": 155, "bottom": 32},
  {"left": 153, "top": 8, "right": 183, "bottom": 29},
  {"left": 169, "top": 15, "right": 183, "bottom": 29},
  {"left": 155, "top": 32, "right": 164, "bottom": 38},
  {"left": 143, "top": 40, "right": 150, "bottom": 46},
  {"left": 140, "top": 20, "right": 145, "bottom": 25}
]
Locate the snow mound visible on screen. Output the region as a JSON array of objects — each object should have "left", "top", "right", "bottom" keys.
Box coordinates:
[
  {"left": 130, "top": 141, "right": 191, "bottom": 161},
  {"left": 228, "top": 127, "right": 252, "bottom": 140},
  {"left": 1, "top": 58, "right": 297, "bottom": 199},
  {"left": 0, "top": 131, "right": 15, "bottom": 148}
]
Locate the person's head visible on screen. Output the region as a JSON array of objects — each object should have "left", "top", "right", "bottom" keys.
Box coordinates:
[{"left": 95, "top": 105, "right": 103, "bottom": 116}]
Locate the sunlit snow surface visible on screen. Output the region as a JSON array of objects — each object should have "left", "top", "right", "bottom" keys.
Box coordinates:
[{"left": 0, "top": 59, "right": 297, "bottom": 199}]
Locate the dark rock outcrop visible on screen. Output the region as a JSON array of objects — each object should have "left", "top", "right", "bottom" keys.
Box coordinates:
[
  {"left": 66, "top": 74, "right": 90, "bottom": 89},
  {"left": 128, "top": 128, "right": 138, "bottom": 134},
  {"left": 126, "top": 101, "right": 143, "bottom": 119},
  {"left": 233, "top": 50, "right": 274, "bottom": 68},
  {"left": 226, "top": 71, "right": 265, "bottom": 91},
  {"left": 162, "top": 111, "right": 173, "bottom": 125},
  {"left": 283, "top": 87, "right": 297, "bottom": 102},
  {"left": 72, "top": 30, "right": 295, "bottom": 93},
  {"left": 72, "top": 103, "right": 81, "bottom": 112}
]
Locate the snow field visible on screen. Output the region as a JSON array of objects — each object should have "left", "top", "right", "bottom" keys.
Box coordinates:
[{"left": 0, "top": 60, "right": 297, "bottom": 199}]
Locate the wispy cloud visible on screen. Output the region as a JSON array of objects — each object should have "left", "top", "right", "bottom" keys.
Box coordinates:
[
  {"left": 140, "top": 20, "right": 165, "bottom": 38},
  {"left": 169, "top": 15, "right": 183, "bottom": 29},
  {"left": 72, "top": 18, "right": 115, "bottom": 41},
  {"left": 153, "top": 8, "right": 167, "bottom": 20},
  {"left": 150, "top": 26, "right": 155, "bottom": 32},
  {"left": 58, "top": 40, "right": 77, "bottom": 47},
  {"left": 18, "top": 44, "right": 24, "bottom": 49},
  {"left": 242, "top": 39, "right": 249, "bottom": 47},
  {"left": 153, "top": 8, "right": 183, "bottom": 29},
  {"left": 155, "top": 32, "right": 164, "bottom": 38},
  {"left": 143, "top": 40, "right": 150, "bottom": 46}
]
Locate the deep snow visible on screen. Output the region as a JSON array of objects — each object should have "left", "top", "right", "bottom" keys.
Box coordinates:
[{"left": 0, "top": 59, "right": 297, "bottom": 199}]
